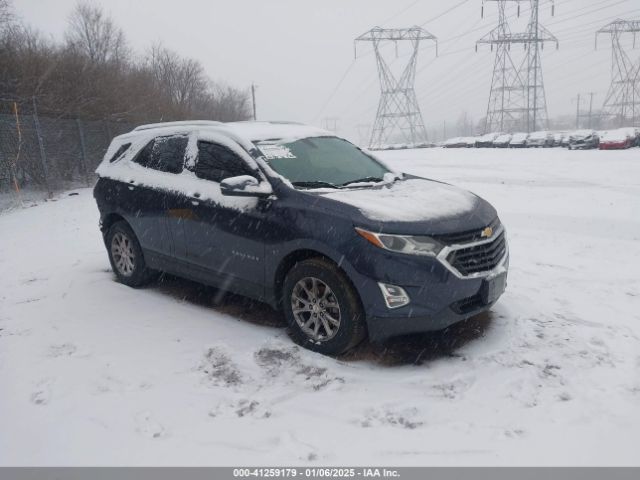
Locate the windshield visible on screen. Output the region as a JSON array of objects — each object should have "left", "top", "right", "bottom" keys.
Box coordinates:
[{"left": 256, "top": 136, "right": 390, "bottom": 188}]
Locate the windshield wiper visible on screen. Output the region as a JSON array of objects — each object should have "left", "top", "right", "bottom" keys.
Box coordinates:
[
  {"left": 341, "top": 176, "right": 384, "bottom": 187},
  {"left": 292, "top": 181, "right": 341, "bottom": 189}
]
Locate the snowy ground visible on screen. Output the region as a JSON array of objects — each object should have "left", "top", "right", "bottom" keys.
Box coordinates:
[{"left": 1, "top": 147, "right": 639, "bottom": 466}]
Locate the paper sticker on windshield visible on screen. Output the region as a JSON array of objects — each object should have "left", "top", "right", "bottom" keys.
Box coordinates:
[{"left": 258, "top": 145, "right": 297, "bottom": 160}]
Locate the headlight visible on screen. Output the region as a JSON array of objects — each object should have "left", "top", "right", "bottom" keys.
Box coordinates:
[{"left": 355, "top": 227, "right": 444, "bottom": 257}]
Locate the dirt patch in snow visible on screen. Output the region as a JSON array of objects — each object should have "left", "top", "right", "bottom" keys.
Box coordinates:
[
  {"left": 360, "top": 407, "right": 424, "bottom": 430},
  {"left": 254, "top": 345, "right": 344, "bottom": 390},
  {"left": 47, "top": 343, "right": 78, "bottom": 358},
  {"left": 199, "top": 347, "right": 243, "bottom": 387}
]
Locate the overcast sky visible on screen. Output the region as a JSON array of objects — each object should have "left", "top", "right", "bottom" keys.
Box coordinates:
[{"left": 13, "top": 0, "right": 640, "bottom": 141}]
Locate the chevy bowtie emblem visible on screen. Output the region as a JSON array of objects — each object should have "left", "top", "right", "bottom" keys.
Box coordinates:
[{"left": 481, "top": 226, "right": 493, "bottom": 238}]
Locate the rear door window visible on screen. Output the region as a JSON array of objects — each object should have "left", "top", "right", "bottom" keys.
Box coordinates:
[
  {"left": 195, "top": 141, "right": 254, "bottom": 183},
  {"left": 133, "top": 135, "right": 187, "bottom": 174}
]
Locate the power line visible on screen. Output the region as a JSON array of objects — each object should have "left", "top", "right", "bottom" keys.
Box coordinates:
[
  {"left": 419, "top": 0, "right": 470, "bottom": 27},
  {"left": 311, "top": 60, "right": 356, "bottom": 122},
  {"left": 379, "top": 0, "right": 423, "bottom": 26}
]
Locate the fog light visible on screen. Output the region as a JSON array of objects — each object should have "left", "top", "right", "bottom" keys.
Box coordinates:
[{"left": 378, "top": 283, "right": 410, "bottom": 309}]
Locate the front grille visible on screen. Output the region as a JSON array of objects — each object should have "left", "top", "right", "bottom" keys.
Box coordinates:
[
  {"left": 446, "top": 230, "right": 507, "bottom": 276},
  {"left": 433, "top": 218, "right": 501, "bottom": 246}
]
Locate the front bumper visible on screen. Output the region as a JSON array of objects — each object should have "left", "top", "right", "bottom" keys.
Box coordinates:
[
  {"left": 348, "top": 237, "right": 509, "bottom": 342},
  {"left": 600, "top": 142, "right": 629, "bottom": 150},
  {"left": 569, "top": 141, "right": 597, "bottom": 149},
  {"left": 367, "top": 298, "right": 499, "bottom": 342}
]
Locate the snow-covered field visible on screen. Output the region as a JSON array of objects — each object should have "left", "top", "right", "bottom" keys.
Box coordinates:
[{"left": 1, "top": 147, "right": 639, "bottom": 466}]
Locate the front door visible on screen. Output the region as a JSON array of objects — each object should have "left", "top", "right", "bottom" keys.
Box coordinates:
[{"left": 177, "top": 140, "right": 269, "bottom": 299}]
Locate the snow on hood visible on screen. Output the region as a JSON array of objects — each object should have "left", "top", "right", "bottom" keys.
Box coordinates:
[
  {"left": 510, "top": 133, "right": 528, "bottom": 142},
  {"left": 318, "top": 178, "right": 478, "bottom": 222},
  {"left": 528, "top": 131, "right": 551, "bottom": 140},
  {"left": 569, "top": 130, "right": 596, "bottom": 139}
]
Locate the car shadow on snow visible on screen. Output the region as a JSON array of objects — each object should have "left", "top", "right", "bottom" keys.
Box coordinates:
[
  {"left": 154, "top": 274, "right": 285, "bottom": 328},
  {"left": 341, "top": 312, "right": 493, "bottom": 366},
  {"left": 151, "top": 274, "right": 493, "bottom": 367}
]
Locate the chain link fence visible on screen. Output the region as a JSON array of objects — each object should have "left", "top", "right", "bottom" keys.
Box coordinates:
[{"left": 0, "top": 101, "right": 133, "bottom": 208}]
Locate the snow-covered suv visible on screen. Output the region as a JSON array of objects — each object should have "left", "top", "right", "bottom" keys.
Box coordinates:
[{"left": 94, "top": 121, "right": 508, "bottom": 355}]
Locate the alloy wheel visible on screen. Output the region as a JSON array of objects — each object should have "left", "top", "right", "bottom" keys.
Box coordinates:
[
  {"left": 111, "top": 231, "right": 136, "bottom": 277},
  {"left": 291, "top": 277, "right": 341, "bottom": 342}
]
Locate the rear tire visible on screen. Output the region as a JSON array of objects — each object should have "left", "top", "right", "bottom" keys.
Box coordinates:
[
  {"left": 283, "top": 258, "right": 366, "bottom": 355},
  {"left": 106, "top": 221, "right": 157, "bottom": 287}
]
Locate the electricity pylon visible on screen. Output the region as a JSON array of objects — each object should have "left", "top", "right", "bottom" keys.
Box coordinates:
[
  {"left": 477, "top": 0, "right": 557, "bottom": 133},
  {"left": 355, "top": 26, "right": 437, "bottom": 148},
  {"left": 596, "top": 19, "right": 640, "bottom": 127}
]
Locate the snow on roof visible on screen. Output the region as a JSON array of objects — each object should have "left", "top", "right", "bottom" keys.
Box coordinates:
[
  {"left": 479, "top": 132, "right": 500, "bottom": 141},
  {"left": 133, "top": 120, "right": 223, "bottom": 131},
  {"left": 569, "top": 129, "right": 596, "bottom": 138},
  {"left": 528, "top": 131, "right": 551, "bottom": 139},
  {"left": 221, "top": 121, "right": 331, "bottom": 143},
  {"left": 509, "top": 133, "right": 528, "bottom": 142},
  {"left": 119, "top": 121, "right": 332, "bottom": 146},
  {"left": 601, "top": 128, "right": 637, "bottom": 142}
]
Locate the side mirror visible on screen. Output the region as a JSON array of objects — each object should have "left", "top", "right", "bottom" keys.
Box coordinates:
[{"left": 220, "top": 175, "right": 273, "bottom": 197}]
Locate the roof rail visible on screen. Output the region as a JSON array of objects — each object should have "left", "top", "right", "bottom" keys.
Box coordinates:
[
  {"left": 133, "top": 120, "right": 223, "bottom": 132},
  {"left": 228, "top": 120, "right": 306, "bottom": 126}
]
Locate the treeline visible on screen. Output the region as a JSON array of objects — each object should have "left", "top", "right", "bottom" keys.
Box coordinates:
[{"left": 0, "top": 0, "right": 251, "bottom": 122}]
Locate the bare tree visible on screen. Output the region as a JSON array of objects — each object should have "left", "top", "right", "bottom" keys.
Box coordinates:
[
  {"left": 1, "top": 1, "right": 250, "bottom": 123},
  {"left": 146, "top": 45, "right": 215, "bottom": 117},
  {"left": 147, "top": 44, "right": 209, "bottom": 115},
  {"left": 66, "top": 2, "right": 127, "bottom": 64},
  {"left": 0, "top": 0, "right": 13, "bottom": 29},
  {"left": 208, "top": 84, "right": 252, "bottom": 121}
]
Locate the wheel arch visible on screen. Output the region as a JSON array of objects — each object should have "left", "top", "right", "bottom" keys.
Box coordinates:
[
  {"left": 100, "top": 212, "right": 127, "bottom": 235},
  {"left": 272, "top": 248, "right": 363, "bottom": 312}
]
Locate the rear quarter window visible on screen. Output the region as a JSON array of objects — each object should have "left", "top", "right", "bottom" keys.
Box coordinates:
[
  {"left": 108, "top": 143, "right": 131, "bottom": 163},
  {"left": 133, "top": 135, "right": 188, "bottom": 174}
]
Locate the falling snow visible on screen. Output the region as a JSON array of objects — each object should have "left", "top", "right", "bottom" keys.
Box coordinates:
[{"left": 1, "top": 147, "right": 639, "bottom": 466}]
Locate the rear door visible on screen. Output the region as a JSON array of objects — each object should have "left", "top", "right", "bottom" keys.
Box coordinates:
[{"left": 123, "top": 135, "right": 188, "bottom": 259}]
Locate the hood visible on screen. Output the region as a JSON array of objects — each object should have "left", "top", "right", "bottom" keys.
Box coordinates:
[
  {"left": 569, "top": 130, "right": 596, "bottom": 140},
  {"left": 308, "top": 176, "right": 497, "bottom": 235}
]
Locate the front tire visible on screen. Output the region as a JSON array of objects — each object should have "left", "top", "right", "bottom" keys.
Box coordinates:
[
  {"left": 283, "top": 258, "right": 366, "bottom": 355},
  {"left": 106, "top": 221, "right": 156, "bottom": 287}
]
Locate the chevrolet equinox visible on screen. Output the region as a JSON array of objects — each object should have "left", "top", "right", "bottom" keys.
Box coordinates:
[{"left": 94, "top": 121, "right": 508, "bottom": 355}]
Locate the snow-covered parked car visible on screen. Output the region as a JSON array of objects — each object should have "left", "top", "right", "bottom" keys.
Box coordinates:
[
  {"left": 493, "top": 133, "right": 512, "bottom": 148},
  {"left": 476, "top": 132, "right": 501, "bottom": 148},
  {"left": 462, "top": 136, "right": 479, "bottom": 148},
  {"left": 94, "top": 120, "right": 509, "bottom": 355},
  {"left": 442, "top": 137, "right": 465, "bottom": 148},
  {"left": 509, "top": 132, "right": 529, "bottom": 148},
  {"left": 552, "top": 131, "right": 567, "bottom": 147},
  {"left": 526, "top": 131, "right": 554, "bottom": 148},
  {"left": 599, "top": 128, "right": 637, "bottom": 150},
  {"left": 568, "top": 130, "right": 599, "bottom": 150}
]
